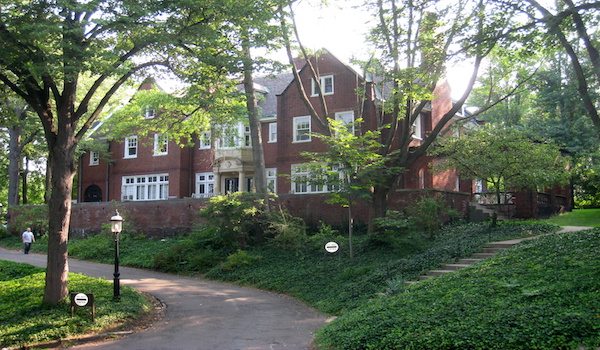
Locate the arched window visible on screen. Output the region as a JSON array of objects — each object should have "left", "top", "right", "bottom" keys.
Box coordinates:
[{"left": 84, "top": 185, "right": 102, "bottom": 202}]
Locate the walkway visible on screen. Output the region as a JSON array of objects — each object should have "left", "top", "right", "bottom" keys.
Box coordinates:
[{"left": 0, "top": 248, "right": 327, "bottom": 350}]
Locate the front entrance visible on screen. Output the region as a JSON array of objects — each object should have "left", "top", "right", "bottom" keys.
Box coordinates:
[{"left": 224, "top": 178, "right": 239, "bottom": 193}]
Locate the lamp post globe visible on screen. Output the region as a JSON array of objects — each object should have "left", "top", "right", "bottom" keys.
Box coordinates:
[{"left": 110, "top": 211, "right": 123, "bottom": 301}]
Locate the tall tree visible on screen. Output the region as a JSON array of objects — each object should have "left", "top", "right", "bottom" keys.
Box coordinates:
[
  {"left": 505, "top": 0, "right": 600, "bottom": 135},
  {"left": 0, "top": 0, "right": 248, "bottom": 304}
]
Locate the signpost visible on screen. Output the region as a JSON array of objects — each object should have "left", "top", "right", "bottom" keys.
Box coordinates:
[{"left": 70, "top": 292, "right": 95, "bottom": 321}]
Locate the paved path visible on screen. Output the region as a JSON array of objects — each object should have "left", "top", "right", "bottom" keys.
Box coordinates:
[{"left": 0, "top": 248, "right": 327, "bottom": 350}]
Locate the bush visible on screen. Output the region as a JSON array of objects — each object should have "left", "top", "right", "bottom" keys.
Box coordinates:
[
  {"left": 370, "top": 210, "right": 412, "bottom": 247},
  {"left": 220, "top": 250, "right": 262, "bottom": 271},
  {"left": 266, "top": 207, "right": 307, "bottom": 251},
  {"left": 407, "top": 194, "right": 460, "bottom": 238},
  {"left": 8, "top": 205, "right": 48, "bottom": 236},
  {"left": 200, "top": 193, "right": 271, "bottom": 249}
]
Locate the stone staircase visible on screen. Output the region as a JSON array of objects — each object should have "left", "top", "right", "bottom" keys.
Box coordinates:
[
  {"left": 468, "top": 202, "right": 509, "bottom": 222},
  {"left": 405, "top": 239, "right": 522, "bottom": 285},
  {"left": 404, "top": 226, "right": 591, "bottom": 286}
]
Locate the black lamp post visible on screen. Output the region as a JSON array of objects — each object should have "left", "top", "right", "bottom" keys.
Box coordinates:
[{"left": 110, "top": 210, "right": 123, "bottom": 301}]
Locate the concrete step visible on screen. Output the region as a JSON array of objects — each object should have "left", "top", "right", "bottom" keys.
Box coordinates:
[
  {"left": 482, "top": 247, "right": 505, "bottom": 253},
  {"left": 457, "top": 258, "right": 483, "bottom": 264},
  {"left": 472, "top": 252, "right": 496, "bottom": 259},
  {"left": 418, "top": 275, "right": 433, "bottom": 280},
  {"left": 427, "top": 269, "right": 454, "bottom": 276},
  {"left": 485, "top": 242, "right": 518, "bottom": 249},
  {"left": 440, "top": 263, "right": 470, "bottom": 270},
  {"left": 404, "top": 280, "right": 418, "bottom": 285}
]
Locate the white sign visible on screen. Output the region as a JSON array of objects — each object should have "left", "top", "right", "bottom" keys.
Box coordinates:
[
  {"left": 74, "top": 293, "right": 89, "bottom": 307},
  {"left": 325, "top": 241, "right": 339, "bottom": 253}
]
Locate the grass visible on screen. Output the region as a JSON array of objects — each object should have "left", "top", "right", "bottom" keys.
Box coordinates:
[
  {"left": 315, "top": 228, "right": 600, "bottom": 350},
  {"left": 0, "top": 260, "right": 152, "bottom": 349},
  {"left": 544, "top": 208, "right": 600, "bottom": 227}
]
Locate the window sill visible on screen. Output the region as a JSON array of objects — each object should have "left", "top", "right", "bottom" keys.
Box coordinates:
[
  {"left": 292, "top": 139, "right": 311, "bottom": 144},
  {"left": 123, "top": 156, "right": 137, "bottom": 159}
]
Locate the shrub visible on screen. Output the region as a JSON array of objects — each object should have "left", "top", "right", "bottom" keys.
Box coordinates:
[
  {"left": 407, "top": 194, "right": 460, "bottom": 238},
  {"left": 8, "top": 205, "right": 48, "bottom": 236},
  {"left": 307, "top": 223, "right": 346, "bottom": 253},
  {"left": 200, "top": 193, "right": 271, "bottom": 249},
  {"left": 370, "top": 210, "right": 412, "bottom": 247},
  {"left": 267, "top": 207, "right": 307, "bottom": 251},
  {"left": 220, "top": 250, "right": 262, "bottom": 271}
]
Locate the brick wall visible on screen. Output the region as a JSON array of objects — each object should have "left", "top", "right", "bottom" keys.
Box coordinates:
[{"left": 69, "top": 199, "right": 208, "bottom": 237}]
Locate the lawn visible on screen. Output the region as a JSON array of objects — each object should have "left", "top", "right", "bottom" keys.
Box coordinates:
[
  {"left": 545, "top": 208, "right": 600, "bottom": 227},
  {"left": 316, "top": 228, "right": 600, "bottom": 349},
  {"left": 0, "top": 260, "right": 152, "bottom": 349}
]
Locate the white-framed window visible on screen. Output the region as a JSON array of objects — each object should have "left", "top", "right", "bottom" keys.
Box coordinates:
[
  {"left": 199, "top": 131, "right": 211, "bottom": 149},
  {"left": 455, "top": 175, "right": 461, "bottom": 192},
  {"left": 266, "top": 168, "right": 277, "bottom": 193},
  {"left": 268, "top": 122, "right": 277, "bottom": 143},
  {"left": 291, "top": 164, "right": 338, "bottom": 194},
  {"left": 195, "top": 172, "right": 215, "bottom": 198},
  {"left": 335, "top": 111, "right": 355, "bottom": 134},
  {"left": 154, "top": 133, "right": 168, "bottom": 156},
  {"left": 122, "top": 174, "right": 169, "bottom": 201},
  {"left": 244, "top": 125, "right": 251, "bottom": 147},
  {"left": 412, "top": 114, "right": 423, "bottom": 140},
  {"left": 218, "top": 123, "right": 249, "bottom": 149},
  {"left": 89, "top": 151, "right": 99, "bottom": 166},
  {"left": 124, "top": 135, "right": 138, "bottom": 159},
  {"left": 144, "top": 107, "right": 155, "bottom": 119},
  {"left": 311, "top": 75, "right": 334, "bottom": 96},
  {"left": 293, "top": 116, "right": 311, "bottom": 143}
]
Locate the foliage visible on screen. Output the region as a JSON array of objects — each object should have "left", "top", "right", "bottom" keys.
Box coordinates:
[
  {"left": 220, "top": 250, "right": 262, "bottom": 271},
  {"left": 573, "top": 148, "right": 600, "bottom": 207},
  {"left": 8, "top": 205, "right": 48, "bottom": 236},
  {"left": 407, "top": 194, "right": 461, "bottom": 238},
  {"left": 432, "top": 126, "right": 570, "bottom": 204},
  {"left": 0, "top": 260, "right": 151, "bottom": 349},
  {"left": 200, "top": 193, "right": 272, "bottom": 249},
  {"left": 315, "top": 229, "right": 600, "bottom": 350},
  {"left": 544, "top": 208, "right": 600, "bottom": 227},
  {"left": 266, "top": 207, "right": 307, "bottom": 252},
  {"left": 206, "top": 222, "right": 557, "bottom": 314}
]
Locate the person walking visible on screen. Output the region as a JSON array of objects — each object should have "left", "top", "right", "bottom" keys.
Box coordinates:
[{"left": 22, "top": 227, "right": 35, "bottom": 254}]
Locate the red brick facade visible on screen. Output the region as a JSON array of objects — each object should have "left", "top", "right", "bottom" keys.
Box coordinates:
[{"left": 76, "top": 51, "right": 469, "bottom": 232}]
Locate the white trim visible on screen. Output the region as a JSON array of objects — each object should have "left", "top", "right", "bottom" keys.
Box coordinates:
[
  {"left": 266, "top": 168, "right": 277, "bottom": 193},
  {"left": 199, "top": 131, "right": 211, "bottom": 150},
  {"left": 268, "top": 122, "right": 277, "bottom": 143},
  {"left": 195, "top": 172, "right": 215, "bottom": 198},
  {"left": 124, "top": 135, "right": 138, "bottom": 159},
  {"left": 121, "top": 173, "right": 169, "bottom": 201},
  {"left": 89, "top": 151, "right": 99, "bottom": 166},
  {"left": 412, "top": 114, "right": 423, "bottom": 140},
  {"left": 153, "top": 133, "right": 168, "bottom": 156},
  {"left": 311, "top": 75, "right": 334, "bottom": 96},
  {"left": 144, "top": 107, "right": 155, "bottom": 119},
  {"left": 291, "top": 163, "right": 337, "bottom": 194},
  {"left": 335, "top": 111, "right": 355, "bottom": 134},
  {"left": 293, "top": 116, "right": 311, "bottom": 143}
]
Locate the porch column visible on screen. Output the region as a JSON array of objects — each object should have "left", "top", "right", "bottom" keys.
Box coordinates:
[
  {"left": 238, "top": 171, "right": 245, "bottom": 192},
  {"left": 214, "top": 173, "right": 221, "bottom": 195}
]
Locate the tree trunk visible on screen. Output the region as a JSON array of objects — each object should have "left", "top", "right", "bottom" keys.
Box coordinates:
[
  {"left": 43, "top": 140, "right": 76, "bottom": 304},
  {"left": 241, "top": 33, "right": 268, "bottom": 200},
  {"left": 7, "top": 126, "right": 21, "bottom": 207},
  {"left": 21, "top": 157, "right": 29, "bottom": 204},
  {"left": 44, "top": 157, "right": 52, "bottom": 204},
  {"left": 368, "top": 185, "right": 389, "bottom": 233},
  {"left": 348, "top": 205, "right": 353, "bottom": 259}
]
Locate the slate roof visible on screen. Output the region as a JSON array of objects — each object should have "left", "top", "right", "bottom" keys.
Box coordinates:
[{"left": 253, "top": 72, "right": 294, "bottom": 119}]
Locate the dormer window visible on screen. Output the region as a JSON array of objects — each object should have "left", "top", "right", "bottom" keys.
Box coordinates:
[
  {"left": 311, "top": 75, "right": 334, "bottom": 96},
  {"left": 145, "top": 107, "right": 155, "bottom": 119}
]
